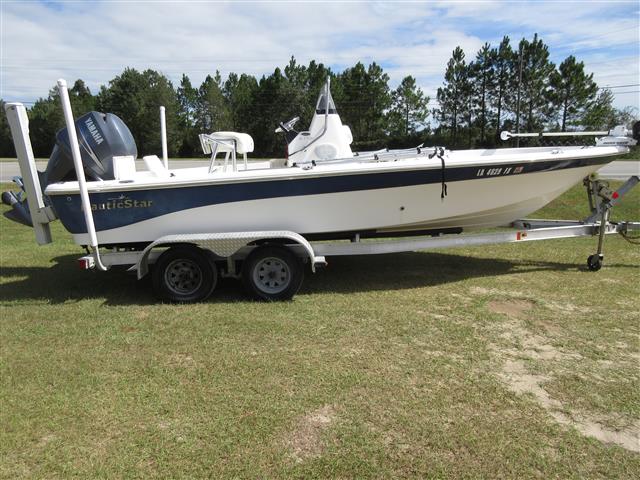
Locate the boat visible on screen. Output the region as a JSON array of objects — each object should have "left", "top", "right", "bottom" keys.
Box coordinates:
[
  {"left": 3, "top": 79, "right": 636, "bottom": 247},
  {"left": 2, "top": 78, "right": 638, "bottom": 302}
]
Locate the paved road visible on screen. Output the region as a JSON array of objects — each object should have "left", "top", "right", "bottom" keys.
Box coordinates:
[
  {"left": 596, "top": 161, "right": 640, "bottom": 180},
  {"left": 1, "top": 159, "right": 638, "bottom": 183}
]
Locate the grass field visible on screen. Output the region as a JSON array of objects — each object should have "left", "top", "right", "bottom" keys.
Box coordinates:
[{"left": 1, "top": 181, "right": 639, "bottom": 478}]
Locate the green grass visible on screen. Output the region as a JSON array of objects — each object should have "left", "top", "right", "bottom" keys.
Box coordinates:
[{"left": 1, "top": 182, "right": 639, "bottom": 478}]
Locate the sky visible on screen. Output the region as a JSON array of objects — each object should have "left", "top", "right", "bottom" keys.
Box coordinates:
[{"left": 1, "top": 0, "right": 639, "bottom": 113}]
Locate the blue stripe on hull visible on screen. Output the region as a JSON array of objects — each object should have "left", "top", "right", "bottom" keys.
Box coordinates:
[{"left": 48, "top": 157, "right": 607, "bottom": 234}]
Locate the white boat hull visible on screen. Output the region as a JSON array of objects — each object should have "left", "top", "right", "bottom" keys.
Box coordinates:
[{"left": 66, "top": 163, "right": 598, "bottom": 245}]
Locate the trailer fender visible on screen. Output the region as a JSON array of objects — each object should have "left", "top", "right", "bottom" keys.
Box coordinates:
[{"left": 135, "top": 231, "right": 324, "bottom": 279}]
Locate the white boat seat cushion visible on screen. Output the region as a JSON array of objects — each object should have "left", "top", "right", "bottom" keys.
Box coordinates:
[
  {"left": 143, "top": 155, "right": 170, "bottom": 178},
  {"left": 202, "top": 132, "right": 254, "bottom": 154},
  {"left": 112, "top": 155, "right": 136, "bottom": 180}
]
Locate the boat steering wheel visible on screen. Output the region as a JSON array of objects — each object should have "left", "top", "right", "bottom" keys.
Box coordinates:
[{"left": 275, "top": 116, "right": 300, "bottom": 133}]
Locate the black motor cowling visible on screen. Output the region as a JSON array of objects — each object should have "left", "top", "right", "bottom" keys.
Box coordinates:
[
  {"left": 632, "top": 121, "right": 640, "bottom": 143},
  {"left": 42, "top": 111, "right": 137, "bottom": 186}
]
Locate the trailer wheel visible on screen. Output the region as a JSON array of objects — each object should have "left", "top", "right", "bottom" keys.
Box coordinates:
[
  {"left": 241, "top": 245, "right": 304, "bottom": 301},
  {"left": 152, "top": 246, "right": 217, "bottom": 303},
  {"left": 587, "top": 254, "right": 602, "bottom": 272}
]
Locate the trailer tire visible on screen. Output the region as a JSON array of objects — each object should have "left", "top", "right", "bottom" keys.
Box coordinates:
[
  {"left": 152, "top": 245, "right": 217, "bottom": 303},
  {"left": 241, "top": 245, "right": 304, "bottom": 301}
]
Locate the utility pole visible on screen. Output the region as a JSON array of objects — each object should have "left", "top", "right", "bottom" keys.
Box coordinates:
[{"left": 515, "top": 43, "right": 523, "bottom": 148}]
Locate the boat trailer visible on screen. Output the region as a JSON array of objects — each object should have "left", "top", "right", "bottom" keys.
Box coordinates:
[
  {"left": 4, "top": 79, "right": 640, "bottom": 302},
  {"left": 73, "top": 171, "right": 638, "bottom": 301}
]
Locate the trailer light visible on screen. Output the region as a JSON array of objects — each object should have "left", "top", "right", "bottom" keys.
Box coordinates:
[
  {"left": 78, "top": 258, "right": 94, "bottom": 269},
  {"left": 612, "top": 191, "right": 619, "bottom": 199}
]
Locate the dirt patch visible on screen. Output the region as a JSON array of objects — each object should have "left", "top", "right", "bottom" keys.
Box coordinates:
[
  {"left": 284, "top": 405, "right": 336, "bottom": 462},
  {"left": 495, "top": 316, "right": 581, "bottom": 361},
  {"left": 544, "top": 300, "right": 590, "bottom": 314},
  {"left": 470, "top": 286, "right": 525, "bottom": 297},
  {"left": 487, "top": 299, "right": 534, "bottom": 318},
  {"left": 36, "top": 434, "right": 56, "bottom": 447},
  {"left": 167, "top": 353, "right": 195, "bottom": 368},
  {"left": 491, "top": 309, "right": 636, "bottom": 452},
  {"left": 500, "top": 358, "right": 639, "bottom": 452},
  {"left": 500, "top": 359, "right": 556, "bottom": 407}
]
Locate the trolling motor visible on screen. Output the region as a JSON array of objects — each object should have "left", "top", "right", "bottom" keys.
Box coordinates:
[{"left": 500, "top": 122, "right": 639, "bottom": 147}]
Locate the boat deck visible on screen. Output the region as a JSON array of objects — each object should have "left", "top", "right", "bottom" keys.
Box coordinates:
[{"left": 44, "top": 145, "right": 626, "bottom": 195}]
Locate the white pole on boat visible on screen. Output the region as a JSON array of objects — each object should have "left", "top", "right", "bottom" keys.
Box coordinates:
[
  {"left": 57, "top": 79, "right": 107, "bottom": 271},
  {"left": 515, "top": 44, "right": 523, "bottom": 147},
  {"left": 160, "top": 106, "right": 168, "bottom": 169}
]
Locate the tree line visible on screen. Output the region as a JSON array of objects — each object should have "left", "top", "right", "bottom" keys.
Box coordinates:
[
  {"left": 435, "top": 34, "right": 635, "bottom": 148},
  {"left": 0, "top": 34, "right": 635, "bottom": 159}
]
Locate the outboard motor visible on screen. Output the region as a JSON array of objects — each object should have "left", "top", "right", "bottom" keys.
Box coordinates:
[
  {"left": 276, "top": 79, "right": 353, "bottom": 166},
  {"left": 2, "top": 110, "right": 137, "bottom": 228},
  {"left": 42, "top": 111, "right": 137, "bottom": 186}
]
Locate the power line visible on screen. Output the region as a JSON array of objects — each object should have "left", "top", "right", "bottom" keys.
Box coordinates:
[
  {"left": 554, "top": 42, "right": 640, "bottom": 57},
  {"left": 549, "top": 25, "right": 639, "bottom": 51},
  {"left": 598, "top": 83, "right": 640, "bottom": 90}
]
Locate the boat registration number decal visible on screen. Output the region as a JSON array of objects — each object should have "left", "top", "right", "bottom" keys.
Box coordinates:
[{"left": 476, "top": 166, "right": 524, "bottom": 177}]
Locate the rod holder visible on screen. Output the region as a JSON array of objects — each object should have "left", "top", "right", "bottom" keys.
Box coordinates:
[{"left": 160, "top": 106, "right": 168, "bottom": 168}]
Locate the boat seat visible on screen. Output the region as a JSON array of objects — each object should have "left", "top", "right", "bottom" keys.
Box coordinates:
[
  {"left": 143, "top": 155, "right": 171, "bottom": 178},
  {"left": 112, "top": 155, "right": 136, "bottom": 180},
  {"left": 200, "top": 132, "right": 254, "bottom": 154}
]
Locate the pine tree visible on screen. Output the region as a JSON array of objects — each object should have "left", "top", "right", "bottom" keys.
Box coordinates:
[
  {"left": 472, "top": 43, "right": 494, "bottom": 146},
  {"left": 490, "top": 36, "right": 516, "bottom": 142},
  {"left": 283, "top": 57, "right": 312, "bottom": 126},
  {"left": 549, "top": 55, "right": 598, "bottom": 131},
  {"left": 176, "top": 74, "right": 198, "bottom": 155},
  {"left": 195, "top": 71, "right": 232, "bottom": 133},
  {"left": 177, "top": 74, "right": 198, "bottom": 126},
  {"left": 334, "top": 62, "right": 390, "bottom": 144},
  {"left": 223, "top": 72, "right": 258, "bottom": 133},
  {"left": 251, "top": 67, "right": 292, "bottom": 156},
  {"left": 516, "top": 34, "right": 555, "bottom": 132},
  {"left": 387, "top": 76, "right": 430, "bottom": 136},
  {"left": 97, "top": 68, "right": 181, "bottom": 156},
  {"left": 436, "top": 47, "right": 468, "bottom": 146},
  {"left": 582, "top": 89, "right": 615, "bottom": 130},
  {"left": 69, "top": 79, "right": 96, "bottom": 114}
]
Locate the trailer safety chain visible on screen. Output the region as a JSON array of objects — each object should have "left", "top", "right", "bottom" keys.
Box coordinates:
[
  {"left": 429, "top": 147, "right": 447, "bottom": 200},
  {"left": 619, "top": 229, "right": 640, "bottom": 245}
]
